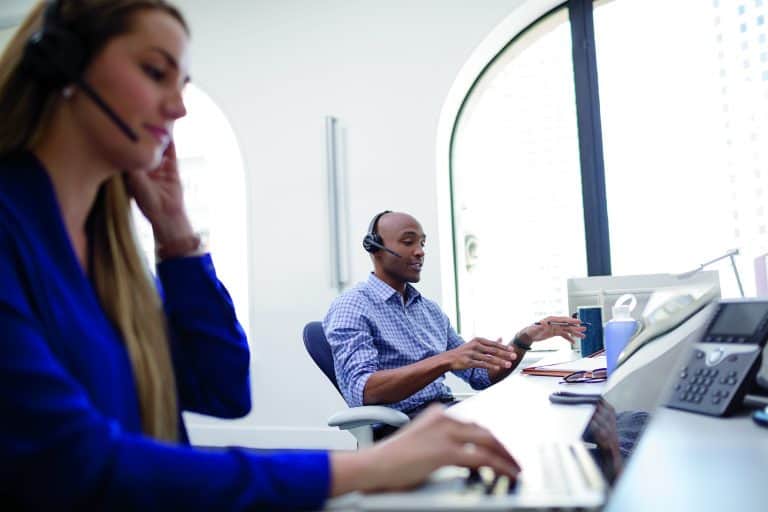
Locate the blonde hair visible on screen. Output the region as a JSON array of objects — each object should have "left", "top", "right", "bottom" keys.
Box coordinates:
[{"left": 0, "top": 0, "right": 189, "bottom": 442}]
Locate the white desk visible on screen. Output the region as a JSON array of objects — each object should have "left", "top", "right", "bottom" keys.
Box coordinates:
[
  {"left": 446, "top": 351, "right": 604, "bottom": 464},
  {"left": 326, "top": 349, "right": 605, "bottom": 511},
  {"left": 603, "top": 406, "right": 768, "bottom": 511},
  {"left": 327, "top": 347, "right": 768, "bottom": 510}
]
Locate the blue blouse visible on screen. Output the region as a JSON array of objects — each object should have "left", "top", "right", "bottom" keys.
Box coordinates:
[{"left": 0, "top": 153, "right": 329, "bottom": 510}]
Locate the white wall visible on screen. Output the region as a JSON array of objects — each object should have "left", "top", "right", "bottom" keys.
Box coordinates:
[
  {"left": 178, "top": 0, "right": 532, "bottom": 449},
  {"left": 0, "top": 27, "right": 16, "bottom": 49},
  {"left": 0, "top": 0, "right": 528, "bottom": 449},
  {"left": 0, "top": 0, "right": 30, "bottom": 31}
]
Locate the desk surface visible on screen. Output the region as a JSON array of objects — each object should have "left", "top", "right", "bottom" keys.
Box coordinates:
[
  {"left": 604, "top": 406, "right": 768, "bottom": 511},
  {"left": 447, "top": 352, "right": 604, "bottom": 456},
  {"left": 326, "top": 349, "right": 606, "bottom": 511},
  {"left": 328, "top": 348, "right": 768, "bottom": 511}
]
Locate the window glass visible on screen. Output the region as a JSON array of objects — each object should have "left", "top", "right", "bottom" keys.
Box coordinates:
[
  {"left": 132, "top": 85, "right": 250, "bottom": 333},
  {"left": 451, "top": 8, "right": 587, "bottom": 346},
  {"left": 595, "top": 0, "right": 768, "bottom": 296}
]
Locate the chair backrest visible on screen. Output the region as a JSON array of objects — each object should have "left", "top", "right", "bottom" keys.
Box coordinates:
[{"left": 302, "top": 321, "right": 342, "bottom": 394}]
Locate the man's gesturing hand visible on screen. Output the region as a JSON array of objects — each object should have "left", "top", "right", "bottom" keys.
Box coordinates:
[{"left": 445, "top": 337, "right": 516, "bottom": 372}]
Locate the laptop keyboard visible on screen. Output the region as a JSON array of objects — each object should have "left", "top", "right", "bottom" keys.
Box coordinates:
[
  {"left": 464, "top": 442, "right": 599, "bottom": 497},
  {"left": 465, "top": 467, "right": 515, "bottom": 496},
  {"left": 529, "top": 443, "right": 574, "bottom": 495},
  {"left": 323, "top": 443, "right": 606, "bottom": 510}
]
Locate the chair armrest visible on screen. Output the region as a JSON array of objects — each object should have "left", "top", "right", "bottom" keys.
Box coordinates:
[{"left": 328, "top": 405, "right": 409, "bottom": 430}]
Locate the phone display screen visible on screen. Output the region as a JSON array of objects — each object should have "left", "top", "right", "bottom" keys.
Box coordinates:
[{"left": 709, "top": 303, "right": 768, "bottom": 337}]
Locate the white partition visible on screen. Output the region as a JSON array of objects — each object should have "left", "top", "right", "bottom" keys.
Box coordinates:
[{"left": 568, "top": 271, "right": 721, "bottom": 325}]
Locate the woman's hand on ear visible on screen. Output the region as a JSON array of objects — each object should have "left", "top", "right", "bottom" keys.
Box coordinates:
[{"left": 125, "top": 141, "right": 194, "bottom": 243}]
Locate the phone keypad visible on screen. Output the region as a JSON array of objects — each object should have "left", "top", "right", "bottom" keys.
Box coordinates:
[{"left": 675, "top": 360, "right": 734, "bottom": 406}]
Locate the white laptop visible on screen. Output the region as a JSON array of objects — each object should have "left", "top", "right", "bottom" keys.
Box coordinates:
[
  {"left": 326, "top": 408, "right": 611, "bottom": 511},
  {"left": 324, "top": 366, "right": 623, "bottom": 512}
]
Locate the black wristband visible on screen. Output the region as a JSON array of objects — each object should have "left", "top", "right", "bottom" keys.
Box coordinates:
[{"left": 513, "top": 337, "right": 532, "bottom": 351}]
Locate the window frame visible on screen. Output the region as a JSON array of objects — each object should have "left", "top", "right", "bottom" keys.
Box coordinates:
[{"left": 442, "top": 0, "right": 609, "bottom": 331}]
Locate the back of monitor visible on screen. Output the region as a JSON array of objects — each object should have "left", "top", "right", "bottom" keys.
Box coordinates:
[
  {"left": 567, "top": 272, "right": 720, "bottom": 327},
  {"left": 567, "top": 271, "right": 721, "bottom": 365}
]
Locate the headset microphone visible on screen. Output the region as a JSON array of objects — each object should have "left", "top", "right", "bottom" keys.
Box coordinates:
[
  {"left": 366, "top": 239, "right": 403, "bottom": 258},
  {"left": 71, "top": 78, "right": 139, "bottom": 142},
  {"left": 22, "top": 0, "right": 139, "bottom": 143}
]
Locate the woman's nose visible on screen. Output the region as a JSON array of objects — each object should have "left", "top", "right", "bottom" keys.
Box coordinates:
[{"left": 164, "top": 89, "right": 187, "bottom": 119}]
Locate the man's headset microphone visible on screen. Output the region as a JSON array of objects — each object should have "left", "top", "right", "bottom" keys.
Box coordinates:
[
  {"left": 21, "top": 0, "right": 140, "bottom": 143},
  {"left": 362, "top": 210, "right": 404, "bottom": 258}
]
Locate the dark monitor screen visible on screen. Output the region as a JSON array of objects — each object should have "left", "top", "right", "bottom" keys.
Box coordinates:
[{"left": 709, "top": 302, "right": 768, "bottom": 337}]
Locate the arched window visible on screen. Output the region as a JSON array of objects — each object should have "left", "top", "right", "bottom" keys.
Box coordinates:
[
  {"left": 450, "top": 6, "right": 587, "bottom": 345},
  {"left": 132, "top": 84, "right": 250, "bottom": 334},
  {"left": 447, "top": 0, "right": 768, "bottom": 343}
]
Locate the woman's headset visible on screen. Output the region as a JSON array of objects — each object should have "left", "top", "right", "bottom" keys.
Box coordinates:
[
  {"left": 20, "top": 0, "right": 139, "bottom": 141},
  {"left": 22, "top": 0, "right": 87, "bottom": 88}
]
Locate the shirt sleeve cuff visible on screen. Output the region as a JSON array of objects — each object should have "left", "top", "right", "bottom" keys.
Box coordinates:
[
  {"left": 469, "top": 368, "right": 493, "bottom": 389},
  {"left": 156, "top": 253, "right": 215, "bottom": 287},
  {"left": 156, "top": 254, "right": 227, "bottom": 311},
  {"left": 239, "top": 450, "right": 331, "bottom": 509},
  {"left": 347, "top": 372, "right": 373, "bottom": 408}
]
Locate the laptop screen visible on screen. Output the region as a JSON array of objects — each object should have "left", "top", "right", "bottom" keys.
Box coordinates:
[{"left": 580, "top": 399, "right": 649, "bottom": 486}]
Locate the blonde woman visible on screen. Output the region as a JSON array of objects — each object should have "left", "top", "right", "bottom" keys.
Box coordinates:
[{"left": 0, "top": 1, "right": 519, "bottom": 509}]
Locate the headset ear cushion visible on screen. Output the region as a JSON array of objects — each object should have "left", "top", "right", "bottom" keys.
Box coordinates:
[
  {"left": 363, "top": 210, "right": 391, "bottom": 253},
  {"left": 22, "top": 27, "right": 86, "bottom": 87},
  {"left": 362, "top": 234, "right": 376, "bottom": 253}
]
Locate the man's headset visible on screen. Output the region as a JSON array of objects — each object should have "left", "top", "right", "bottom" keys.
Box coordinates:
[
  {"left": 362, "top": 210, "right": 402, "bottom": 258},
  {"left": 21, "top": 0, "right": 139, "bottom": 142}
]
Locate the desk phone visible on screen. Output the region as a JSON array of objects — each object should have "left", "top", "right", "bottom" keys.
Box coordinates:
[{"left": 667, "top": 299, "right": 768, "bottom": 416}]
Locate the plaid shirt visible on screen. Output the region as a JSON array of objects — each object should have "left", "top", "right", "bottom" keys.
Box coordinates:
[{"left": 323, "top": 273, "right": 492, "bottom": 413}]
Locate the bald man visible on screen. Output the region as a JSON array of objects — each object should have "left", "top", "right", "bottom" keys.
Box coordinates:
[{"left": 323, "top": 211, "right": 584, "bottom": 439}]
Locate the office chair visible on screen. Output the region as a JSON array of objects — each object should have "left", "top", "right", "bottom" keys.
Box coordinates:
[{"left": 302, "top": 321, "right": 409, "bottom": 448}]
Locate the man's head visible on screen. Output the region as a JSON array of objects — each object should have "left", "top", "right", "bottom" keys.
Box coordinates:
[{"left": 364, "top": 211, "right": 425, "bottom": 292}]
